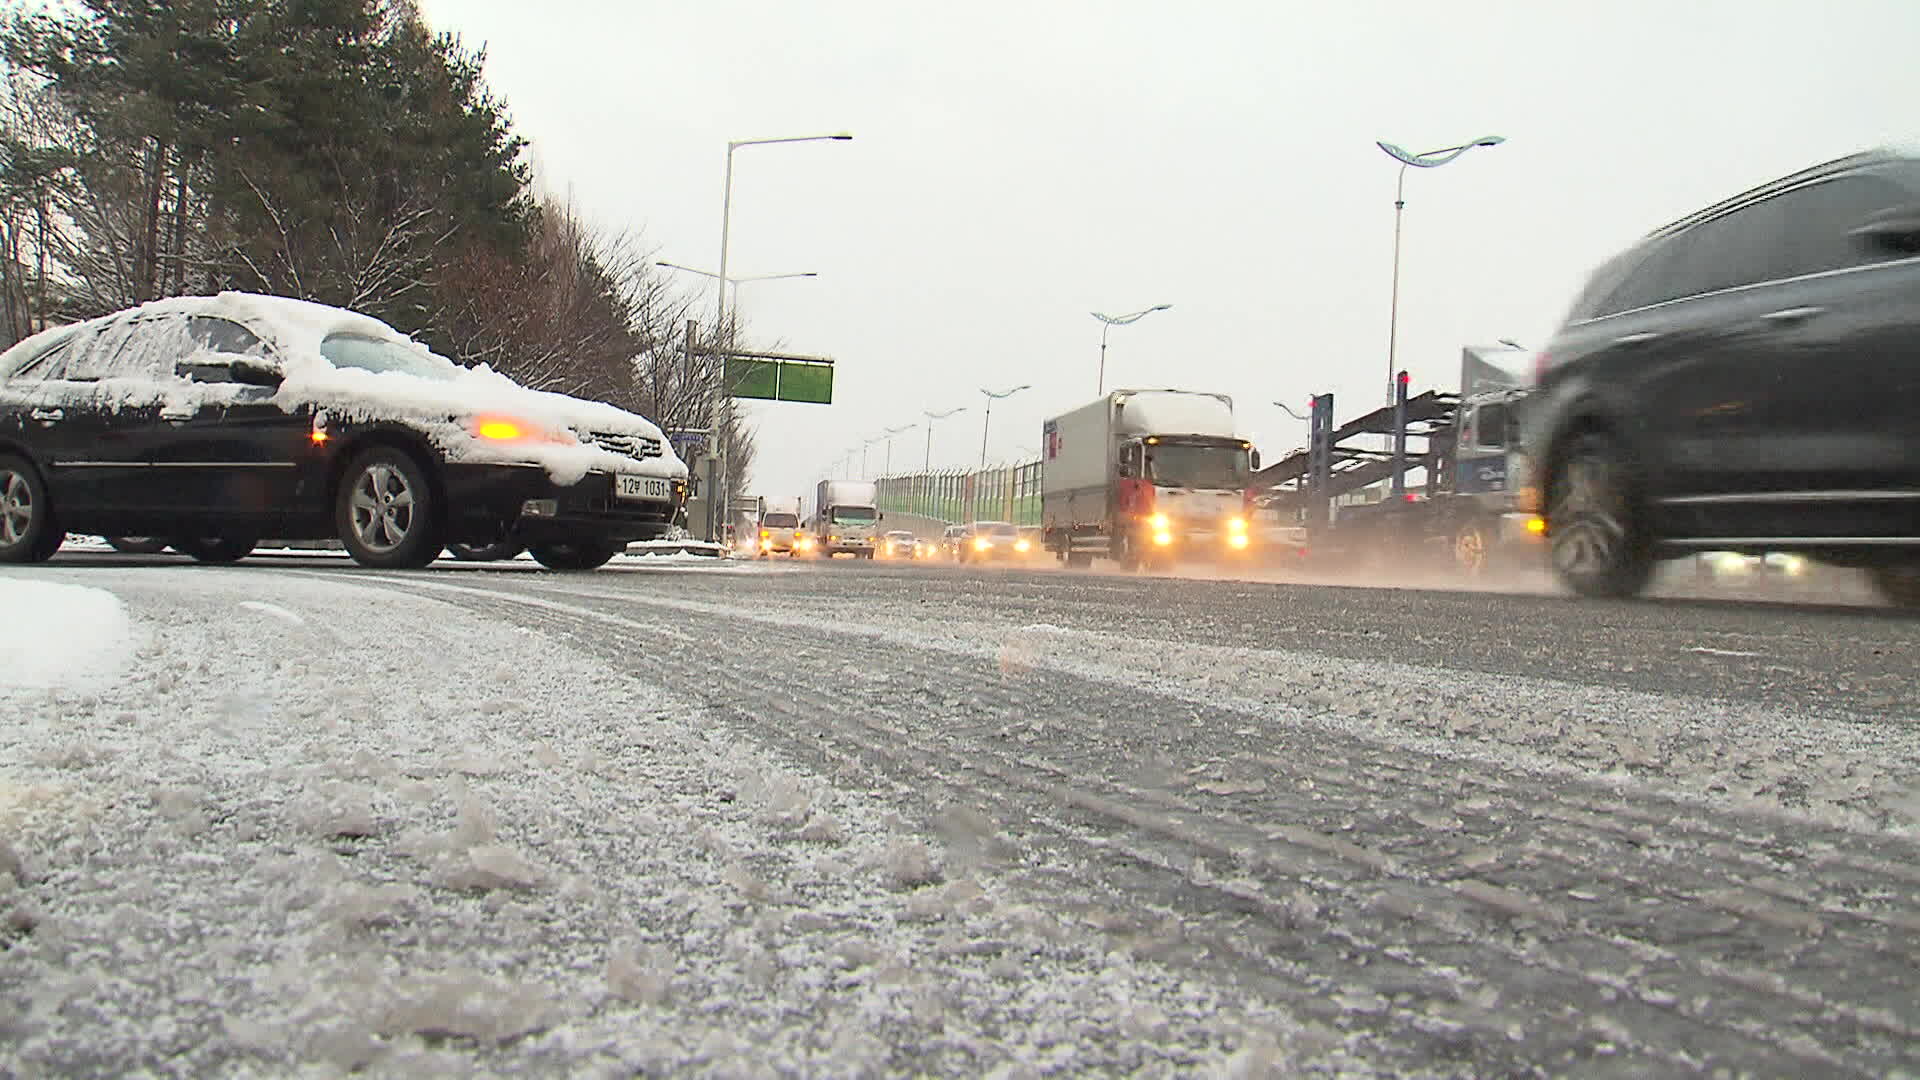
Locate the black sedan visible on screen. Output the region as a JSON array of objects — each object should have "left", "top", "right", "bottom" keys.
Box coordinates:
[{"left": 0, "top": 293, "right": 688, "bottom": 570}]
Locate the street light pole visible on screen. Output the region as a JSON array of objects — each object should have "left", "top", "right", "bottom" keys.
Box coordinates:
[
  {"left": 923, "top": 406, "right": 965, "bottom": 472},
  {"left": 706, "top": 131, "right": 852, "bottom": 540},
  {"left": 880, "top": 424, "right": 914, "bottom": 478},
  {"left": 658, "top": 261, "right": 817, "bottom": 307},
  {"left": 1091, "top": 305, "right": 1173, "bottom": 397},
  {"left": 978, "top": 384, "right": 1033, "bottom": 471},
  {"left": 1376, "top": 135, "right": 1503, "bottom": 407}
]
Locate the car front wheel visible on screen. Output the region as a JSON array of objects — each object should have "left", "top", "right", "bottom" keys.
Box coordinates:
[
  {"left": 529, "top": 540, "right": 622, "bottom": 571},
  {"left": 0, "top": 455, "right": 60, "bottom": 564},
  {"left": 1547, "top": 430, "right": 1653, "bottom": 599},
  {"left": 337, "top": 447, "right": 441, "bottom": 569}
]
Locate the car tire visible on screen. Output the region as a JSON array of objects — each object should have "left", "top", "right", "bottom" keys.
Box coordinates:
[
  {"left": 1114, "top": 531, "right": 1140, "bottom": 572},
  {"left": 1869, "top": 563, "right": 1920, "bottom": 608},
  {"left": 1452, "top": 521, "right": 1494, "bottom": 578},
  {"left": 106, "top": 536, "right": 170, "bottom": 555},
  {"left": 0, "top": 456, "right": 60, "bottom": 564},
  {"left": 529, "top": 540, "right": 621, "bottom": 571},
  {"left": 1546, "top": 429, "right": 1654, "bottom": 599},
  {"left": 336, "top": 446, "right": 441, "bottom": 569},
  {"left": 173, "top": 536, "right": 256, "bottom": 564},
  {"left": 446, "top": 540, "right": 524, "bottom": 562}
]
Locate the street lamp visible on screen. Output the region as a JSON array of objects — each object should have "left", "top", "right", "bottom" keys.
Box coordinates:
[
  {"left": 1271, "top": 400, "right": 1310, "bottom": 422},
  {"left": 706, "top": 131, "right": 852, "bottom": 539},
  {"left": 1376, "top": 134, "right": 1503, "bottom": 407},
  {"left": 879, "top": 424, "right": 914, "bottom": 478},
  {"left": 923, "top": 406, "right": 966, "bottom": 472},
  {"left": 1091, "top": 305, "right": 1172, "bottom": 396},
  {"left": 657, "top": 261, "right": 817, "bottom": 306},
  {"left": 978, "top": 384, "right": 1033, "bottom": 471}
]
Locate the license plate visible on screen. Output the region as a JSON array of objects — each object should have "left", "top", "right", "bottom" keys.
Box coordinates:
[{"left": 616, "top": 475, "right": 669, "bottom": 501}]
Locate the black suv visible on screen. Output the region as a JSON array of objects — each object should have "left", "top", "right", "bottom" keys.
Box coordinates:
[{"left": 1521, "top": 148, "right": 1920, "bottom": 604}]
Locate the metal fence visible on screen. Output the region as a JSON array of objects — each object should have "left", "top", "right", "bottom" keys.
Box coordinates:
[{"left": 876, "top": 460, "right": 1042, "bottom": 526}]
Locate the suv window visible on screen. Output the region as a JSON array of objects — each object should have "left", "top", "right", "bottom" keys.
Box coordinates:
[
  {"left": 186, "top": 316, "right": 267, "bottom": 356},
  {"left": 1772, "top": 174, "right": 1913, "bottom": 278},
  {"left": 9, "top": 336, "right": 74, "bottom": 381},
  {"left": 1661, "top": 197, "right": 1796, "bottom": 299}
]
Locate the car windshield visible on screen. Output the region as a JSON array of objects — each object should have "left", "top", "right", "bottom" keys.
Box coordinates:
[
  {"left": 979, "top": 522, "right": 1017, "bottom": 536},
  {"left": 762, "top": 513, "right": 798, "bottom": 528},
  {"left": 1145, "top": 443, "right": 1250, "bottom": 490},
  {"left": 319, "top": 333, "right": 458, "bottom": 380},
  {"left": 829, "top": 505, "right": 877, "bottom": 525}
]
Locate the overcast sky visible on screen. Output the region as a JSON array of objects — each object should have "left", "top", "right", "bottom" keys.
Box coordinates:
[{"left": 420, "top": 0, "right": 1920, "bottom": 497}]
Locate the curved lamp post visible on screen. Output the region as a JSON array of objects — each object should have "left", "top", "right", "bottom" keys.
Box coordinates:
[
  {"left": 978, "top": 384, "right": 1032, "bottom": 471},
  {"left": 1376, "top": 135, "right": 1503, "bottom": 407},
  {"left": 1092, "top": 305, "right": 1172, "bottom": 396}
]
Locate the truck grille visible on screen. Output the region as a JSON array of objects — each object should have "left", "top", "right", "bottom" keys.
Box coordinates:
[{"left": 585, "top": 431, "right": 664, "bottom": 460}]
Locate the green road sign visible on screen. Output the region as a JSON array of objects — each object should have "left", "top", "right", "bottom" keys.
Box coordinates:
[{"left": 727, "top": 355, "right": 834, "bottom": 404}]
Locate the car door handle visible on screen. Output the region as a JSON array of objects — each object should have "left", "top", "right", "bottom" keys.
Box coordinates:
[
  {"left": 29, "top": 407, "right": 63, "bottom": 422},
  {"left": 160, "top": 407, "right": 196, "bottom": 421},
  {"left": 1759, "top": 305, "right": 1826, "bottom": 325}
]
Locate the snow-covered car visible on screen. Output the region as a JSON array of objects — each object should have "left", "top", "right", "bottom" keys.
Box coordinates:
[
  {"left": 879, "top": 530, "right": 917, "bottom": 559},
  {"left": 0, "top": 293, "right": 687, "bottom": 570}
]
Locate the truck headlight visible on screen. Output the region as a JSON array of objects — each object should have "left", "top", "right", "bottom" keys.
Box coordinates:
[
  {"left": 1149, "top": 513, "right": 1169, "bottom": 531},
  {"left": 1227, "top": 516, "right": 1247, "bottom": 533},
  {"left": 1152, "top": 531, "right": 1173, "bottom": 546},
  {"left": 1014, "top": 539, "right": 1031, "bottom": 553},
  {"left": 1227, "top": 533, "right": 1249, "bottom": 549},
  {"left": 973, "top": 537, "right": 990, "bottom": 552}
]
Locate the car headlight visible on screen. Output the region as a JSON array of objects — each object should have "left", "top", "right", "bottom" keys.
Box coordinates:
[
  {"left": 973, "top": 537, "right": 990, "bottom": 551},
  {"left": 1149, "top": 513, "right": 1169, "bottom": 531},
  {"left": 1014, "top": 539, "right": 1031, "bottom": 552},
  {"left": 470, "top": 413, "right": 575, "bottom": 444}
]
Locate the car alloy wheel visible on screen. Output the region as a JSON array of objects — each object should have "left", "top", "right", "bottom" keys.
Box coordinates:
[
  {"left": 1453, "top": 522, "right": 1491, "bottom": 576},
  {"left": 337, "top": 447, "right": 440, "bottom": 569},
  {"left": 0, "top": 456, "right": 59, "bottom": 564},
  {"left": 1547, "top": 430, "right": 1653, "bottom": 599}
]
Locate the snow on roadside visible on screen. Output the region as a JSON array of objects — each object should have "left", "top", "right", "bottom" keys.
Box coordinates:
[
  {"left": 0, "top": 568, "right": 1355, "bottom": 1078},
  {"left": 0, "top": 576, "right": 137, "bottom": 695}
]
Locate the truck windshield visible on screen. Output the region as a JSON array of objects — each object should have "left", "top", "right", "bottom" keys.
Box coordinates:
[
  {"left": 830, "top": 506, "right": 878, "bottom": 525},
  {"left": 763, "top": 513, "right": 798, "bottom": 528},
  {"left": 1144, "top": 444, "right": 1249, "bottom": 490}
]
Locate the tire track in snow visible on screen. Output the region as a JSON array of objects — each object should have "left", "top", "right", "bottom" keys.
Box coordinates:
[{"left": 327, "top": 569, "right": 1920, "bottom": 1076}]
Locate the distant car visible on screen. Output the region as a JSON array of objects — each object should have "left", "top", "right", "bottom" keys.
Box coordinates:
[
  {"left": 939, "top": 524, "right": 968, "bottom": 561},
  {"left": 0, "top": 292, "right": 687, "bottom": 570},
  {"left": 880, "top": 529, "right": 917, "bottom": 559},
  {"left": 959, "top": 520, "right": 1020, "bottom": 562},
  {"left": 1014, "top": 526, "right": 1045, "bottom": 562},
  {"left": 1522, "top": 148, "right": 1920, "bottom": 605}
]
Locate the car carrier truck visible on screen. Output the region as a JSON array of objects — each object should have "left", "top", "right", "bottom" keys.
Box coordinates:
[
  {"left": 1255, "top": 345, "right": 1542, "bottom": 576},
  {"left": 1041, "top": 389, "right": 1260, "bottom": 569}
]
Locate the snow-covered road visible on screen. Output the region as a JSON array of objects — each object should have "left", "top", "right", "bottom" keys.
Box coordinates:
[{"left": 4, "top": 554, "right": 1920, "bottom": 1077}]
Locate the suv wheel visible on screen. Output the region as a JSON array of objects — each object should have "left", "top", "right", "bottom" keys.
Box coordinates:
[
  {"left": 337, "top": 447, "right": 441, "bottom": 569},
  {"left": 1869, "top": 563, "right": 1920, "bottom": 608},
  {"left": 1547, "top": 430, "right": 1653, "bottom": 598},
  {"left": 173, "top": 536, "right": 256, "bottom": 564},
  {"left": 529, "top": 540, "right": 621, "bottom": 571},
  {"left": 0, "top": 455, "right": 60, "bottom": 564}
]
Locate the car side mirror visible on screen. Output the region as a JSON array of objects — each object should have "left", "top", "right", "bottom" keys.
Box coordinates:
[
  {"left": 1850, "top": 206, "right": 1920, "bottom": 254},
  {"left": 1250, "top": 449, "right": 1262, "bottom": 472}
]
